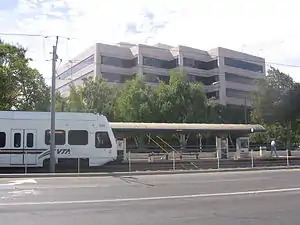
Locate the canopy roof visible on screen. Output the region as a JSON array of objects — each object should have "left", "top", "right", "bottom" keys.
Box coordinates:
[{"left": 110, "top": 122, "right": 265, "bottom": 133}]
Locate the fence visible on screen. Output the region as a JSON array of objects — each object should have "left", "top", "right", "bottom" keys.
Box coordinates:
[
  {"left": 2, "top": 149, "right": 300, "bottom": 174},
  {"left": 59, "top": 148, "right": 300, "bottom": 173},
  {"left": 126, "top": 144, "right": 300, "bottom": 153},
  {"left": 119, "top": 149, "right": 300, "bottom": 173}
]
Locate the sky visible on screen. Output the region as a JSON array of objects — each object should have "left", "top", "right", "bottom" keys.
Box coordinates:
[{"left": 0, "top": 0, "right": 300, "bottom": 86}]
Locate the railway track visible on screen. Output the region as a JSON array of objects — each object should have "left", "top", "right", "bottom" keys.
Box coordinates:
[{"left": 0, "top": 157, "right": 299, "bottom": 174}]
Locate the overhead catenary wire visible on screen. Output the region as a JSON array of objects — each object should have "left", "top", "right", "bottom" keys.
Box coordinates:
[
  {"left": 0, "top": 32, "right": 299, "bottom": 68},
  {"left": 0, "top": 32, "right": 73, "bottom": 39},
  {"left": 0, "top": 33, "right": 47, "bottom": 37}
]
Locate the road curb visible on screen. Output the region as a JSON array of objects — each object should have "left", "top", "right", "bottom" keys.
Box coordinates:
[{"left": 1, "top": 166, "right": 300, "bottom": 178}]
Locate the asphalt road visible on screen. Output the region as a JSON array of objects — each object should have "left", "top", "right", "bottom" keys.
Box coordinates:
[{"left": 1, "top": 169, "right": 300, "bottom": 225}]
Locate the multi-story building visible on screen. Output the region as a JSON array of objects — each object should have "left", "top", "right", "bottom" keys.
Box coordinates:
[{"left": 56, "top": 42, "right": 265, "bottom": 106}]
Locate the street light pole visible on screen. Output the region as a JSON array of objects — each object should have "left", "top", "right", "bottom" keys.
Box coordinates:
[{"left": 50, "top": 36, "right": 59, "bottom": 173}]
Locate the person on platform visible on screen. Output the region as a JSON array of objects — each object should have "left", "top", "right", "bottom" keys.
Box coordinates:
[{"left": 270, "top": 139, "right": 278, "bottom": 157}]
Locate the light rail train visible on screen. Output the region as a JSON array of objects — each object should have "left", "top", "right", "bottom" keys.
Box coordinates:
[{"left": 0, "top": 111, "right": 117, "bottom": 168}]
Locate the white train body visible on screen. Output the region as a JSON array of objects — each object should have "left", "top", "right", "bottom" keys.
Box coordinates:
[{"left": 0, "top": 111, "right": 117, "bottom": 167}]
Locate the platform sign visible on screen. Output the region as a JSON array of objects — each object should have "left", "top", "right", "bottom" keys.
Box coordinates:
[
  {"left": 117, "top": 140, "right": 125, "bottom": 150},
  {"left": 236, "top": 137, "right": 249, "bottom": 153},
  {"left": 235, "top": 137, "right": 250, "bottom": 159},
  {"left": 116, "top": 138, "right": 127, "bottom": 161}
]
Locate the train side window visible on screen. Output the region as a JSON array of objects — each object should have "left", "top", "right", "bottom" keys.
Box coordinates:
[
  {"left": 27, "top": 133, "right": 34, "bottom": 148},
  {"left": 14, "top": 133, "right": 21, "bottom": 148},
  {"left": 95, "top": 132, "right": 112, "bottom": 148},
  {"left": 45, "top": 130, "right": 66, "bottom": 145},
  {"left": 0, "top": 132, "right": 6, "bottom": 148},
  {"left": 68, "top": 130, "right": 88, "bottom": 145}
]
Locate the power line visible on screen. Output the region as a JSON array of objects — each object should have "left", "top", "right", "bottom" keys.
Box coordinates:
[
  {"left": 0, "top": 33, "right": 46, "bottom": 37},
  {"left": 0, "top": 32, "right": 298, "bottom": 67},
  {"left": 0, "top": 32, "right": 72, "bottom": 39},
  {"left": 1, "top": 33, "right": 299, "bottom": 71}
]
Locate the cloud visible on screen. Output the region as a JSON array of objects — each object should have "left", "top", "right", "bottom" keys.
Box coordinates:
[{"left": 0, "top": 0, "right": 300, "bottom": 85}]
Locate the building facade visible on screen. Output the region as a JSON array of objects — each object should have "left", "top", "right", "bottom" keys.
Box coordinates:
[{"left": 56, "top": 42, "right": 265, "bottom": 106}]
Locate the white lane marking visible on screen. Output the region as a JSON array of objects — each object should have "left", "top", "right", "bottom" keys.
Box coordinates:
[
  {"left": 1, "top": 190, "right": 38, "bottom": 200},
  {"left": 0, "top": 179, "right": 37, "bottom": 187},
  {"left": 0, "top": 179, "right": 37, "bottom": 199},
  {"left": 9, "top": 179, "right": 37, "bottom": 185},
  {"left": 31, "top": 184, "right": 111, "bottom": 190},
  {"left": 8, "top": 189, "right": 38, "bottom": 198},
  {"left": 0, "top": 186, "right": 300, "bottom": 207}
]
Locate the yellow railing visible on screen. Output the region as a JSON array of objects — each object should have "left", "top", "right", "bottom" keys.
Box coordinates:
[
  {"left": 155, "top": 135, "right": 179, "bottom": 154},
  {"left": 146, "top": 134, "right": 169, "bottom": 154}
]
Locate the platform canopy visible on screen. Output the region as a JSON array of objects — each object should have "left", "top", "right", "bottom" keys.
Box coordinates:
[{"left": 109, "top": 122, "right": 265, "bottom": 133}]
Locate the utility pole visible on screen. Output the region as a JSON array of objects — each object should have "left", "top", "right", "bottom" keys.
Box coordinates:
[{"left": 50, "top": 36, "right": 59, "bottom": 173}]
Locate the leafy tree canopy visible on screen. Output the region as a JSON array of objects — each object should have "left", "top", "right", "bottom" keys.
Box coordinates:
[{"left": 0, "top": 40, "right": 50, "bottom": 111}]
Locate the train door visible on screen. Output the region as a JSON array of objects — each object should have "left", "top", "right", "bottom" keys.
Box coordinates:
[
  {"left": 10, "top": 129, "right": 24, "bottom": 165},
  {"left": 10, "top": 129, "right": 37, "bottom": 165},
  {"left": 24, "top": 129, "right": 37, "bottom": 165}
]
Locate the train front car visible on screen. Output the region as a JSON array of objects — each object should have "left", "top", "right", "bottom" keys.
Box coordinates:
[
  {"left": 29, "top": 112, "right": 118, "bottom": 169},
  {"left": 89, "top": 114, "right": 117, "bottom": 166}
]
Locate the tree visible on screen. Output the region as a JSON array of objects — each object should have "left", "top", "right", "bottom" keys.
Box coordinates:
[
  {"left": 61, "top": 77, "right": 116, "bottom": 120},
  {"left": 277, "top": 82, "right": 300, "bottom": 148},
  {"left": 55, "top": 91, "right": 67, "bottom": 112},
  {"left": 250, "top": 123, "right": 291, "bottom": 148},
  {"left": 155, "top": 69, "right": 207, "bottom": 123},
  {"left": 252, "top": 66, "right": 294, "bottom": 123},
  {"left": 251, "top": 66, "right": 298, "bottom": 148},
  {"left": 15, "top": 68, "right": 50, "bottom": 111},
  {"left": 220, "top": 104, "right": 251, "bottom": 124},
  {"left": 0, "top": 40, "right": 50, "bottom": 111},
  {"left": 277, "top": 83, "right": 300, "bottom": 123},
  {"left": 66, "top": 84, "right": 86, "bottom": 112},
  {"left": 205, "top": 97, "right": 221, "bottom": 123},
  {"left": 81, "top": 77, "right": 116, "bottom": 120},
  {"left": 114, "top": 75, "right": 157, "bottom": 122}
]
